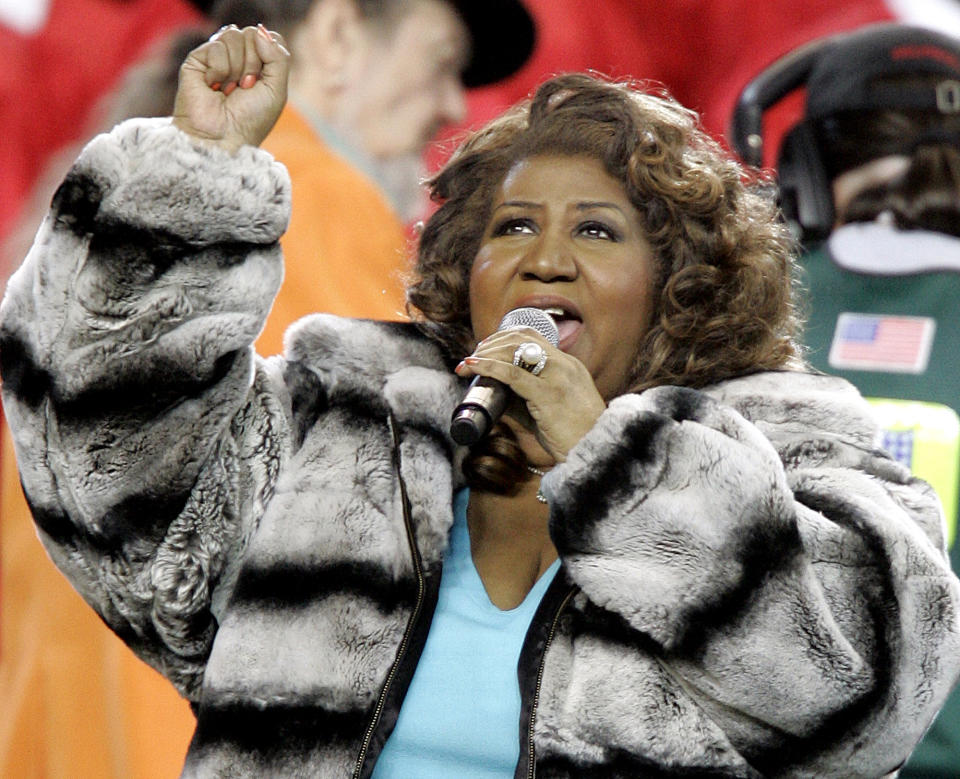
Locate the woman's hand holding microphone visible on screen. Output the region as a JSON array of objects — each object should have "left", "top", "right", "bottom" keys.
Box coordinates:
[{"left": 456, "top": 330, "right": 607, "bottom": 464}]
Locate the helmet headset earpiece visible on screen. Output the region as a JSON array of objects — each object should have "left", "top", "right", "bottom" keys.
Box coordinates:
[
  {"left": 731, "top": 23, "right": 960, "bottom": 243},
  {"left": 731, "top": 33, "right": 849, "bottom": 243}
]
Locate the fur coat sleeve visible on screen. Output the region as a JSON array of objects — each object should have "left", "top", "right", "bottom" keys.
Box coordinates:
[
  {"left": 0, "top": 118, "right": 296, "bottom": 696},
  {"left": 541, "top": 375, "right": 960, "bottom": 773}
]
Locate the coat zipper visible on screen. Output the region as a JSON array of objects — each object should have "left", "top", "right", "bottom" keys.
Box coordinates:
[
  {"left": 526, "top": 586, "right": 577, "bottom": 779},
  {"left": 352, "top": 413, "right": 426, "bottom": 779}
]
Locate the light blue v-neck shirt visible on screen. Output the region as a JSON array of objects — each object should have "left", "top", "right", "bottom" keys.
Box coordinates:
[{"left": 373, "top": 489, "right": 560, "bottom": 778}]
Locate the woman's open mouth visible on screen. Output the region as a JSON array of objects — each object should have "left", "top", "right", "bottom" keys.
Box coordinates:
[{"left": 540, "top": 305, "right": 583, "bottom": 351}]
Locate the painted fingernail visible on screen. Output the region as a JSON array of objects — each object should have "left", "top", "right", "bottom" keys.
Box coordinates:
[
  {"left": 257, "top": 23, "right": 271, "bottom": 41},
  {"left": 455, "top": 361, "right": 465, "bottom": 373},
  {"left": 210, "top": 81, "right": 222, "bottom": 91},
  {"left": 464, "top": 357, "right": 479, "bottom": 365},
  {"left": 222, "top": 81, "right": 237, "bottom": 96},
  {"left": 240, "top": 73, "right": 257, "bottom": 89}
]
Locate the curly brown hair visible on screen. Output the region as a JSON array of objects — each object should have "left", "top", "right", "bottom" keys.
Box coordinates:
[{"left": 406, "top": 73, "right": 805, "bottom": 491}]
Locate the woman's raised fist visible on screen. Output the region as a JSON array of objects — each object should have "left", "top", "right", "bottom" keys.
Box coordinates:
[{"left": 172, "top": 24, "right": 290, "bottom": 152}]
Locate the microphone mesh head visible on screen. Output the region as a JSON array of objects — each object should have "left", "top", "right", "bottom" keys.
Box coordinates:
[{"left": 498, "top": 307, "right": 559, "bottom": 346}]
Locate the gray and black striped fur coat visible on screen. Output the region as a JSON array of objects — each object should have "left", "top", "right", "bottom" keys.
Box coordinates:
[{"left": 2, "top": 118, "right": 959, "bottom": 778}]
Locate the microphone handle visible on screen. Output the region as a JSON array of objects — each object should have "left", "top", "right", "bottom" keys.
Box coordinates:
[{"left": 449, "top": 376, "right": 508, "bottom": 446}]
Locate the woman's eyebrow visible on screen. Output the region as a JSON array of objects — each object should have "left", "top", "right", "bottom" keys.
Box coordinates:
[
  {"left": 493, "top": 200, "right": 543, "bottom": 210},
  {"left": 575, "top": 201, "right": 625, "bottom": 214},
  {"left": 493, "top": 201, "right": 625, "bottom": 212}
]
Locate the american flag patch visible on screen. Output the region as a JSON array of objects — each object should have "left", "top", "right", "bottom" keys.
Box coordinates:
[{"left": 828, "top": 313, "right": 935, "bottom": 374}]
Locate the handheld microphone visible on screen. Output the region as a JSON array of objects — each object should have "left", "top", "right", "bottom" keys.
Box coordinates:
[{"left": 450, "top": 307, "right": 559, "bottom": 446}]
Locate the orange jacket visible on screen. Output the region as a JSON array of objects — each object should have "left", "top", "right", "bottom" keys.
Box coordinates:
[{"left": 256, "top": 104, "right": 411, "bottom": 357}]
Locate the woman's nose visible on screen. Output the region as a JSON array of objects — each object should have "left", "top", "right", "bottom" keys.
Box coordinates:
[{"left": 518, "top": 233, "right": 578, "bottom": 282}]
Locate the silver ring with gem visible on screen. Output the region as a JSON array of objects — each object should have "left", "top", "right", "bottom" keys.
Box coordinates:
[{"left": 513, "top": 341, "right": 548, "bottom": 376}]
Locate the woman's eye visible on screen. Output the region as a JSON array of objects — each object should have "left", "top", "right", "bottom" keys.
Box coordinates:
[
  {"left": 578, "top": 221, "right": 618, "bottom": 240},
  {"left": 493, "top": 218, "right": 535, "bottom": 236}
]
